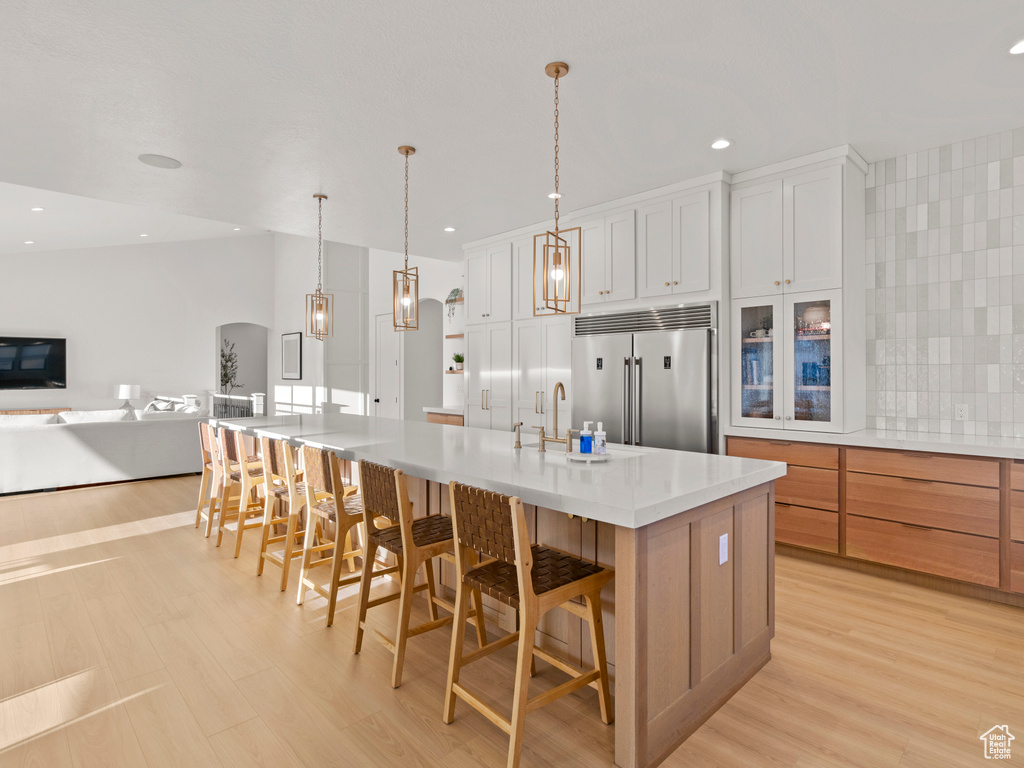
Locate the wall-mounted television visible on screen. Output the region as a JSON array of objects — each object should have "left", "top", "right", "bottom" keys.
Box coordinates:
[{"left": 0, "top": 337, "right": 67, "bottom": 389}]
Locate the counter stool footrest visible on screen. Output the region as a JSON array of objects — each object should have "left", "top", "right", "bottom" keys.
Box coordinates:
[
  {"left": 525, "top": 669, "right": 600, "bottom": 714},
  {"left": 451, "top": 682, "right": 513, "bottom": 735}
]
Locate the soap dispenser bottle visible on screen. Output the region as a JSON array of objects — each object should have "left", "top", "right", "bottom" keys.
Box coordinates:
[
  {"left": 594, "top": 422, "right": 607, "bottom": 455},
  {"left": 580, "top": 422, "right": 593, "bottom": 454}
]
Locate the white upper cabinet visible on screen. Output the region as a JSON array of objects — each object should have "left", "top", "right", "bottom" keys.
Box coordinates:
[
  {"left": 467, "top": 243, "right": 512, "bottom": 324},
  {"left": 465, "top": 322, "right": 512, "bottom": 430},
  {"left": 513, "top": 235, "right": 540, "bottom": 320},
  {"left": 638, "top": 190, "right": 711, "bottom": 299},
  {"left": 581, "top": 212, "right": 635, "bottom": 305},
  {"left": 731, "top": 163, "right": 844, "bottom": 299},
  {"left": 784, "top": 165, "right": 843, "bottom": 293},
  {"left": 730, "top": 180, "right": 784, "bottom": 299}
]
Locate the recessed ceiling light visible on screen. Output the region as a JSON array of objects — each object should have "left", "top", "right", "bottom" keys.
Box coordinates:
[
  {"left": 30, "top": 207, "right": 44, "bottom": 212},
  {"left": 233, "top": 227, "right": 240, "bottom": 231},
  {"left": 140, "top": 233, "right": 149, "bottom": 237},
  {"left": 710, "top": 138, "right": 732, "bottom": 150},
  {"left": 24, "top": 241, "right": 34, "bottom": 245},
  {"left": 444, "top": 227, "right": 455, "bottom": 232},
  {"left": 138, "top": 153, "right": 182, "bottom": 169},
  {"left": 1011, "top": 39, "right": 1024, "bottom": 54},
  {"left": 548, "top": 192, "right": 562, "bottom": 199}
]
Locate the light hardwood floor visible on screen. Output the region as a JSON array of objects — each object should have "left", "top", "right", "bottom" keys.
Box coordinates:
[{"left": 1, "top": 475, "right": 1021, "bottom": 767}]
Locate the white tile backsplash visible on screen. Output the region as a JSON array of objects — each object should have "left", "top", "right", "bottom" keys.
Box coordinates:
[{"left": 865, "top": 125, "right": 1024, "bottom": 436}]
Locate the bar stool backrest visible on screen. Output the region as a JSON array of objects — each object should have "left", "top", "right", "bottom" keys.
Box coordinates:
[
  {"left": 301, "top": 445, "right": 340, "bottom": 496},
  {"left": 359, "top": 459, "right": 402, "bottom": 524},
  {"left": 261, "top": 436, "right": 296, "bottom": 484},
  {"left": 220, "top": 426, "right": 240, "bottom": 464},
  {"left": 198, "top": 421, "right": 215, "bottom": 464},
  {"left": 449, "top": 483, "right": 518, "bottom": 566}
]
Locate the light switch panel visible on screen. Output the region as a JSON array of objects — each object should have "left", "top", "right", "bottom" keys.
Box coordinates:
[{"left": 719, "top": 533, "right": 728, "bottom": 565}]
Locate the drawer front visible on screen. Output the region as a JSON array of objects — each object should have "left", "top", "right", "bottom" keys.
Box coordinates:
[
  {"left": 1012, "top": 461, "right": 1024, "bottom": 492},
  {"left": 426, "top": 413, "right": 464, "bottom": 426},
  {"left": 776, "top": 466, "right": 839, "bottom": 511},
  {"left": 727, "top": 437, "right": 838, "bottom": 470},
  {"left": 1012, "top": 490, "right": 1024, "bottom": 543},
  {"left": 846, "top": 448, "right": 998, "bottom": 487},
  {"left": 775, "top": 504, "right": 838, "bottom": 553},
  {"left": 1012, "top": 542, "right": 1024, "bottom": 594},
  {"left": 847, "top": 472, "right": 1000, "bottom": 538},
  {"left": 846, "top": 515, "right": 999, "bottom": 587}
]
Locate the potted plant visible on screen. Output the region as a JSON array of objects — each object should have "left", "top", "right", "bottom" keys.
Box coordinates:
[
  {"left": 445, "top": 288, "right": 463, "bottom": 323},
  {"left": 452, "top": 352, "right": 464, "bottom": 371}
]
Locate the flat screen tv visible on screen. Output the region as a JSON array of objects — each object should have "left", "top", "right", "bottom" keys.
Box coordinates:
[{"left": 0, "top": 337, "right": 67, "bottom": 389}]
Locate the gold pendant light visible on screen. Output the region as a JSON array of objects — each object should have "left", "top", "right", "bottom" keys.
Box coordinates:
[
  {"left": 393, "top": 145, "right": 420, "bottom": 331},
  {"left": 306, "top": 194, "right": 334, "bottom": 340},
  {"left": 533, "top": 61, "right": 581, "bottom": 317}
]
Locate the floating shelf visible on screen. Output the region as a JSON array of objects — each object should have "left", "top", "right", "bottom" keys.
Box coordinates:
[
  {"left": 742, "top": 337, "right": 773, "bottom": 344},
  {"left": 445, "top": 333, "right": 464, "bottom": 339},
  {"left": 445, "top": 370, "right": 464, "bottom": 375},
  {"left": 742, "top": 384, "right": 773, "bottom": 390},
  {"left": 795, "top": 334, "right": 831, "bottom": 341},
  {"left": 796, "top": 385, "right": 830, "bottom": 391}
]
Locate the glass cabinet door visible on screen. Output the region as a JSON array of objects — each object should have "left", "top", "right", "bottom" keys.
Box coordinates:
[
  {"left": 786, "top": 290, "right": 842, "bottom": 431},
  {"left": 737, "top": 302, "right": 779, "bottom": 421}
]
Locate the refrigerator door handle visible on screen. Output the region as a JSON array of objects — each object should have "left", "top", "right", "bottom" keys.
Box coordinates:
[
  {"left": 622, "top": 356, "right": 631, "bottom": 445},
  {"left": 633, "top": 357, "right": 642, "bottom": 446}
]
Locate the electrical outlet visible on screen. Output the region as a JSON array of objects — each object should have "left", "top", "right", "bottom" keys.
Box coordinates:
[
  {"left": 954, "top": 404, "right": 968, "bottom": 422},
  {"left": 719, "top": 533, "right": 729, "bottom": 565}
]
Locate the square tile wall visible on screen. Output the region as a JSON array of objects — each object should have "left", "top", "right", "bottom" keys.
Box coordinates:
[{"left": 865, "top": 126, "right": 1024, "bottom": 436}]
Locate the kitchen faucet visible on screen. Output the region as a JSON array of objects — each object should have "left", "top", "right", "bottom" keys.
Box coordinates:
[
  {"left": 551, "top": 381, "right": 565, "bottom": 440},
  {"left": 534, "top": 381, "right": 570, "bottom": 452}
]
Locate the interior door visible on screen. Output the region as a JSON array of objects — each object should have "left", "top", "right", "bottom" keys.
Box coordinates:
[
  {"left": 634, "top": 330, "right": 711, "bottom": 452},
  {"left": 570, "top": 333, "right": 632, "bottom": 445},
  {"left": 374, "top": 313, "right": 400, "bottom": 419}
]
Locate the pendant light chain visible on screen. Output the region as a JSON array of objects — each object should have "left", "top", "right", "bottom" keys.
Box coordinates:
[
  {"left": 553, "top": 71, "right": 560, "bottom": 236},
  {"left": 404, "top": 152, "right": 410, "bottom": 269},
  {"left": 317, "top": 195, "right": 324, "bottom": 292}
]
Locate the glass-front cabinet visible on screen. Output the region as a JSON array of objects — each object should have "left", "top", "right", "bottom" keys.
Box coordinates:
[{"left": 732, "top": 289, "right": 843, "bottom": 432}]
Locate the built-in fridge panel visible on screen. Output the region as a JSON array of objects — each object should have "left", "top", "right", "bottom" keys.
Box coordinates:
[
  {"left": 569, "top": 333, "right": 631, "bottom": 446},
  {"left": 633, "top": 329, "right": 712, "bottom": 452}
]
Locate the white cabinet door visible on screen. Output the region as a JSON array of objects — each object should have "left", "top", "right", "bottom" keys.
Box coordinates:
[
  {"left": 487, "top": 322, "right": 513, "bottom": 431},
  {"left": 673, "top": 189, "right": 710, "bottom": 294},
  {"left": 487, "top": 243, "right": 512, "bottom": 324},
  {"left": 636, "top": 200, "right": 674, "bottom": 298},
  {"left": 512, "top": 236, "right": 540, "bottom": 320},
  {"left": 731, "top": 297, "right": 784, "bottom": 429},
  {"left": 466, "top": 250, "right": 489, "bottom": 325},
  {"left": 784, "top": 165, "right": 843, "bottom": 293},
  {"left": 465, "top": 326, "right": 488, "bottom": 428},
  {"left": 784, "top": 289, "right": 843, "bottom": 432},
  {"left": 513, "top": 319, "right": 545, "bottom": 431},
  {"left": 731, "top": 180, "right": 784, "bottom": 299},
  {"left": 580, "top": 220, "right": 606, "bottom": 305},
  {"left": 604, "top": 210, "right": 636, "bottom": 302},
  {"left": 542, "top": 316, "right": 572, "bottom": 437}
]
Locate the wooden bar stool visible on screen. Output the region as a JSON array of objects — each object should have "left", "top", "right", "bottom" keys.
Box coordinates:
[
  {"left": 296, "top": 444, "right": 365, "bottom": 624},
  {"left": 216, "top": 427, "right": 265, "bottom": 557},
  {"left": 444, "top": 481, "right": 614, "bottom": 768},
  {"left": 256, "top": 436, "right": 326, "bottom": 591},
  {"left": 195, "top": 421, "right": 221, "bottom": 537},
  {"left": 353, "top": 459, "right": 487, "bottom": 688}
]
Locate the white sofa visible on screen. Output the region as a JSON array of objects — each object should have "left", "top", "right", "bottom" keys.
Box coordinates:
[{"left": 0, "top": 410, "right": 203, "bottom": 494}]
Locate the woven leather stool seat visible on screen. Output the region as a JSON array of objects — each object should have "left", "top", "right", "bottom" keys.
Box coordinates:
[
  {"left": 464, "top": 546, "right": 606, "bottom": 610},
  {"left": 230, "top": 466, "right": 265, "bottom": 481},
  {"left": 310, "top": 494, "right": 363, "bottom": 522},
  {"left": 368, "top": 513, "right": 453, "bottom": 557},
  {"left": 271, "top": 481, "right": 307, "bottom": 498}
]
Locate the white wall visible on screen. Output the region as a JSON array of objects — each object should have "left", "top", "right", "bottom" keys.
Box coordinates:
[
  {"left": 403, "top": 298, "right": 443, "bottom": 421},
  {"left": 217, "top": 322, "right": 268, "bottom": 396},
  {"left": 324, "top": 241, "right": 370, "bottom": 415},
  {"left": 367, "top": 249, "right": 464, "bottom": 415},
  {"left": 0, "top": 235, "right": 275, "bottom": 411}
]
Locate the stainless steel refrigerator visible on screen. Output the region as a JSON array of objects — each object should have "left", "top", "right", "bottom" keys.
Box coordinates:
[{"left": 570, "top": 304, "right": 717, "bottom": 453}]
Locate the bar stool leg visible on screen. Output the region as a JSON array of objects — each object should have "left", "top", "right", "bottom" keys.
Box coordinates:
[
  {"left": 195, "top": 470, "right": 211, "bottom": 528},
  {"left": 470, "top": 588, "right": 488, "bottom": 649},
  {"left": 325, "top": 528, "right": 349, "bottom": 627},
  {"left": 507, "top": 607, "right": 538, "bottom": 768},
  {"left": 353, "top": 540, "right": 380, "bottom": 653},
  {"left": 424, "top": 560, "right": 439, "bottom": 622},
  {"left": 296, "top": 510, "right": 319, "bottom": 606},
  {"left": 279, "top": 511, "right": 299, "bottom": 591},
  {"left": 391, "top": 553, "right": 420, "bottom": 688},
  {"left": 256, "top": 497, "right": 275, "bottom": 576},
  {"left": 585, "top": 590, "right": 614, "bottom": 725},
  {"left": 204, "top": 491, "right": 219, "bottom": 539},
  {"left": 443, "top": 580, "right": 472, "bottom": 724},
  {"left": 216, "top": 483, "right": 232, "bottom": 547}
]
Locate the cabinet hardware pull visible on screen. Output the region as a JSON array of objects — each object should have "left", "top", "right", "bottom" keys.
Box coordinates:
[
  {"left": 664, "top": 282, "right": 670, "bottom": 286},
  {"left": 785, "top": 416, "right": 792, "bottom": 420},
  {"left": 774, "top": 416, "right": 781, "bottom": 420},
  {"left": 598, "top": 290, "right": 604, "bottom": 295},
  {"left": 774, "top": 281, "right": 780, "bottom": 286},
  {"left": 785, "top": 279, "right": 791, "bottom": 284},
  {"left": 535, "top": 391, "right": 539, "bottom": 414},
  {"left": 673, "top": 281, "right": 678, "bottom": 285},
  {"left": 481, "top": 390, "right": 485, "bottom": 410}
]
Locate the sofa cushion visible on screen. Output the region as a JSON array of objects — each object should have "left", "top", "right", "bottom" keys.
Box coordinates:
[
  {"left": 58, "top": 409, "right": 134, "bottom": 424},
  {"left": 0, "top": 413, "right": 58, "bottom": 428},
  {"left": 143, "top": 399, "right": 175, "bottom": 413}
]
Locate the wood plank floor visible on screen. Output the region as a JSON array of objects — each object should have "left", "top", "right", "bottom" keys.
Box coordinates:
[{"left": 0, "top": 475, "right": 1021, "bottom": 767}]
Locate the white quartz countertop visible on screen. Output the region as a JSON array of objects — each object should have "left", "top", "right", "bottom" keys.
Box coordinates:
[
  {"left": 726, "top": 425, "right": 1024, "bottom": 460},
  {"left": 422, "top": 406, "right": 463, "bottom": 416},
  {"left": 217, "top": 414, "right": 785, "bottom": 529}
]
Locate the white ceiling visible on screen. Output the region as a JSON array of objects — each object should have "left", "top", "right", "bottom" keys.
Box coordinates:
[
  {"left": 1, "top": 0, "right": 1023, "bottom": 262},
  {"left": 0, "top": 180, "right": 262, "bottom": 254}
]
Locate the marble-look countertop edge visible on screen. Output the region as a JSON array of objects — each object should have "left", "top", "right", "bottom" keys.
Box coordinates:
[{"left": 725, "top": 425, "right": 1024, "bottom": 460}]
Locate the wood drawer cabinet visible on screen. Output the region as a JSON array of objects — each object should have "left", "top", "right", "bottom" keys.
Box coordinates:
[
  {"left": 846, "top": 448, "right": 999, "bottom": 487},
  {"left": 846, "top": 515, "right": 1000, "bottom": 588},
  {"left": 726, "top": 437, "right": 838, "bottom": 553},
  {"left": 426, "top": 412, "right": 464, "bottom": 426},
  {"left": 847, "top": 472, "right": 1000, "bottom": 538},
  {"left": 1012, "top": 543, "right": 1024, "bottom": 594},
  {"left": 776, "top": 504, "right": 838, "bottom": 553}
]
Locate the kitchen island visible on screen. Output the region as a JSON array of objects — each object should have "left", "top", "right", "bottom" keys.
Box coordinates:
[{"left": 217, "top": 413, "right": 786, "bottom": 768}]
